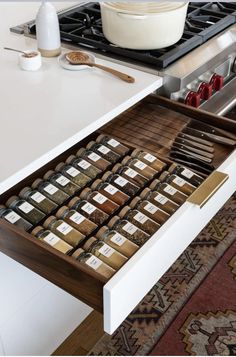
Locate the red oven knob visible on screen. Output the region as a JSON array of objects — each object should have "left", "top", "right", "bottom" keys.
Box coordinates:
[
  {"left": 209, "top": 74, "right": 224, "bottom": 91},
  {"left": 197, "top": 82, "right": 213, "bottom": 100},
  {"left": 185, "top": 91, "right": 201, "bottom": 108}
]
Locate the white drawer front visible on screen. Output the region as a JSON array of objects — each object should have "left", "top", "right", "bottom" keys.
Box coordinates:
[{"left": 103, "top": 150, "right": 236, "bottom": 334}]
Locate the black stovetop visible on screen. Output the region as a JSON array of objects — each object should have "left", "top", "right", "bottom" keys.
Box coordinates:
[{"left": 28, "top": 2, "right": 236, "bottom": 69}]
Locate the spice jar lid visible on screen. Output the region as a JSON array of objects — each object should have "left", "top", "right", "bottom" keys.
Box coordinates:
[
  {"left": 0, "top": 205, "right": 6, "bottom": 216},
  {"left": 83, "top": 237, "right": 97, "bottom": 250},
  {"left": 72, "top": 248, "right": 85, "bottom": 259},
  {"left": 102, "top": 171, "right": 113, "bottom": 182},
  {"left": 159, "top": 171, "right": 170, "bottom": 182},
  {"left": 68, "top": 196, "right": 80, "bottom": 209},
  {"left": 55, "top": 162, "right": 66, "bottom": 172},
  {"left": 32, "top": 178, "right": 44, "bottom": 189},
  {"left": 119, "top": 206, "right": 131, "bottom": 219},
  {"left": 168, "top": 163, "right": 178, "bottom": 174},
  {"left": 131, "top": 148, "right": 142, "bottom": 158},
  {"left": 80, "top": 187, "right": 92, "bottom": 200},
  {"left": 43, "top": 170, "right": 55, "bottom": 181},
  {"left": 43, "top": 215, "right": 57, "bottom": 229},
  {"left": 91, "top": 179, "right": 103, "bottom": 191},
  {"left": 129, "top": 196, "right": 142, "bottom": 209},
  {"left": 121, "top": 156, "right": 132, "bottom": 166},
  {"left": 56, "top": 206, "right": 69, "bottom": 219},
  {"left": 96, "top": 134, "right": 106, "bottom": 143},
  {"left": 140, "top": 188, "right": 151, "bottom": 199},
  {"left": 149, "top": 179, "right": 161, "bottom": 190},
  {"left": 86, "top": 141, "right": 96, "bottom": 150},
  {"left": 108, "top": 215, "right": 120, "bottom": 229},
  {"left": 19, "top": 186, "right": 32, "bottom": 199},
  {"left": 66, "top": 155, "right": 76, "bottom": 165},
  {"left": 96, "top": 226, "right": 109, "bottom": 239},
  {"left": 112, "top": 163, "right": 122, "bottom": 173},
  {"left": 76, "top": 148, "right": 86, "bottom": 157},
  {"left": 31, "top": 226, "right": 45, "bottom": 237},
  {"left": 6, "top": 195, "right": 19, "bottom": 208}
]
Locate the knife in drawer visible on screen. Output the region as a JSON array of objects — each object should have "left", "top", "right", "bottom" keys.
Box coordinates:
[
  {"left": 169, "top": 151, "right": 214, "bottom": 173},
  {"left": 190, "top": 120, "right": 236, "bottom": 141},
  {"left": 178, "top": 133, "right": 214, "bottom": 147},
  {"left": 175, "top": 137, "right": 214, "bottom": 153},
  {"left": 184, "top": 127, "right": 236, "bottom": 146},
  {"left": 168, "top": 155, "right": 212, "bottom": 175},
  {"left": 172, "top": 142, "right": 214, "bottom": 160},
  {"left": 171, "top": 145, "right": 213, "bottom": 163}
]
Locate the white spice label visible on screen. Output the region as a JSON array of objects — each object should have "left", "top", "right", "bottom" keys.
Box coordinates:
[
  {"left": 5, "top": 212, "right": 21, "bottom": 224},
  {"left": 70, "top": 212, "right": 85, "bottom": 225},
  {"left": 93, "top": 193, "right": 107, "bottom": 204},
  {"left": 144, "top": 153, "right": 156, "bottom": 163},
  {"left": 144, "top": 202, "right": 158, "bottom": 214},
  {"left": 110, "top": 233, "right": 127, "bottom": 247},
  {"left": 173, "top": 177, "right": 186, "bottom": 187},
  {"left": 108, "top": 138, "right": 119, "bottom": 148},
  {"left": 125, "top": 168, "right": 137, "bottom": 178},
  {"left": 88, "top": 152, "right": 100, "bottom": 162},
  {"left": 182, "top": 168, "right": 194, "bottom": 179},
  {"left": 104, "top": 184, "right": 118, "bottom": 195},
  {"left": 66, "top": 167, "right": 80, "bottom": 178},
  {"left": 134, "top": 212, "right": 148, "bottom": 224},
  {"left": 98, "top": 243, "right": 115, "bottom": 258},
  {"left": 19, "top": 202, "right": 34, "bottom": 214},
  {"left": 114, "top": 176, "right": 128, "bottom": 187},
  {"left": 123, "top": 222, "right": 137, "bottom": 235},
  {"left": 164, "top": 185, "right": 177, "bottom": 196},
  {"left": 56, "top": 175, "right": 70, "bottom": 187},
  {"left": 31, "top": 192, "right": 45, "bottom": 204},
  {"left": 43, "top": 232, "right": 60, "bottom": 246},
  {"left": 81, "top": 202, "right": 96, "bottom": 214},
  {"left": 134, "top": 160, "right": 147, "bottom": 170},
  {"left": 77, "top": 159, "right": 91, "bottom": 170},
  {"left": 98, "top": 145, "right": 110, "bottom": 154},
  {"left": 86, "top": 256, "right": 102, "bottom": 270},
  {"left": 57, "top": 222, "right": 73, "bottom": 235},
  {"left": 44, "top": 184, "right": 58, "bottom": 195},
  {"left": 154, "top": 193, "right": 168, "bottom": 205}
]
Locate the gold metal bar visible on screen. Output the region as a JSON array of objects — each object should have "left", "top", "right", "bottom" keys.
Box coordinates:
[{"left": 187, "top": 171, "right": 229, "bottom": 208}]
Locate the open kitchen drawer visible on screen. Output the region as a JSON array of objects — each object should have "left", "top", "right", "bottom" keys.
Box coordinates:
[{"left": 0, "top": 95, "right": 236, "bottom": 335}]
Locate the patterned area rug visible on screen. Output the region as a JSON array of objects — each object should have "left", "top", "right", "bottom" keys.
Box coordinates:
[{"left": 89, "top": 196, "right": 236, "bottom": 356}]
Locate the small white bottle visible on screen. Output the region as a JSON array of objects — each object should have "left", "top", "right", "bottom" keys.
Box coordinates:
[{"left": 36, "top": 0, "right": 61, "bottom": 57}]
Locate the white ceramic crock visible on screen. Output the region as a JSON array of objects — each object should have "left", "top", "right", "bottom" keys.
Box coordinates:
[{"left": 18, "top": 51, "right": 42, "bottom": 71}]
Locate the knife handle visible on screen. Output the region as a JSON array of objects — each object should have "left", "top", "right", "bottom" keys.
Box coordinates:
[
  {"left": 171, "top": 147, "right": 213, "bottom": 163},
  {"left": 175, "top": 137, "right": 214, "bottom": 153},
  {"left": 172, "top": 144, "right": 214, "bottom": 160},
  {"left": 179, "top": 132, "right": 214, "bottom": 147}
]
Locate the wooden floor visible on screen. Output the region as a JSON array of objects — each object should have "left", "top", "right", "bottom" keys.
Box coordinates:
[{"left": 53, "top": 311, "right": 104, "bottom": 356}]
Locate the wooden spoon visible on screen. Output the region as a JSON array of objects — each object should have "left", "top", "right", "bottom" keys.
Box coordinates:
[{"left": 66, "top": 51, "right": 135, "bottom": 83}]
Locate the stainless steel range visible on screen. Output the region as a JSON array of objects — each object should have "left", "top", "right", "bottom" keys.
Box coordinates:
[{"left": 11, "top": 2, "right": 236, "bottom": 117}]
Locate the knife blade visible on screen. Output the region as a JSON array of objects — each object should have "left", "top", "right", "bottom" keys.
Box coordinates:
[
  {"left": 169, "top": 151, "right": 214, "bottom": 173},
  {"left": 175, "top": 137, "right": 214, "bottom": 153},
  {"left": 184, "top": 127, "right": 236, "bottom": 146},
  {"left": 171, "top": 145, "right": 213, "bottom": 163},
  {"left": 172, "top": 143, "right": 214, "bottom": 160},
  {"left": 178, "top": 132, "right": 214, "bottom": 147},
  {"left": 168, "top": 155, "right": 212, "bottom": 175}
]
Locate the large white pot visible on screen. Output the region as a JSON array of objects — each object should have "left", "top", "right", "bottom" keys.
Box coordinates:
[{"left": 100, "top": 2, "right": 189, "bottom": 50}]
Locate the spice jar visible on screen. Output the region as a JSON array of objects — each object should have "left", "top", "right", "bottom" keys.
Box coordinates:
[
  {"left": 43, "top": 216, "right": 85, "bottom": 247},
  {"left": 83, "top": 237, "right": 127, "bottom": 270},
  {"left": 112, "top": 163, "right": 148, "bottom": 188},
  {"left": 32, "top": 226, "right": 73, "bottom": 254},
  {"left": 55, "top": 162, "right": 91, "bottom": 188},
  {"left": 131, "top": 149, "right": 167, "bottom": 172},
  {"left": 119, "top": 206, "right": 160, "bottom": 236},
  {"left": 96, "top": 134, "right": 130, "bottom": 156},
  {"left": 168, "top": 163, "right": 204, "bottom": 187},
  {"left": 159, "top": 171, "right": 196, "bottom": 196},
  {"left": 0, "top": 205, "right": 33, "bottom": 231},
  {"left": 80, "top": 188, "right": 119, "bottom": 215},
  {"left": 149, "top": 179, "right": 188, "bottom": 205},
  {"left": 140, "top": 188, "right": 179, "bottom": 215},
  {"left": 32, "top": 178, "right": 69, "bottom": 205},
  {"left": 66, "top": 155, "right": 101, "bottom": 179},
  {"left": 72, "top": 248, "right": 115, "bottom": 280},
  {"left": 44, "top": 170, "right": 79, "bottom": 196},
  {"left": 108, "top": 216, "right": 150, "bottom": 246},
  {"left": 76, "top": 148, "right": 111, "bottom": 172},
  {"left": 56, "top": 206, "right": 97, "bottom": 236},
  {"left": 130, "top": 197, "right": 170, "bottom": 225},
  {"left": 68, "top": 197, "right": 109, "bottom": 225},
  {"left": 96, "top": 226, "right": 138, "bottom": 258},
  {"left": 86, "top": 141, "right": 120, "bottom": 163},
  {"left": 19, "top": 187, "right": 57, "bottom": 215},
  {"left": 102, "top": 172, "right": 139, "bottom": 197},
  {"left": 91, "top": 179, "right": 129, "bottom": 206},
  {"left": 122, "top": 156, "right": 158, "bottom": 179},
  {"left": 6, "top": 196, "right": 45, "bottom": 225}
]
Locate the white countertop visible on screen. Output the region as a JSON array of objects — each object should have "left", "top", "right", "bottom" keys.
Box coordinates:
[{"left": 0, "top": 2, "right": 162, "bottom": 195}]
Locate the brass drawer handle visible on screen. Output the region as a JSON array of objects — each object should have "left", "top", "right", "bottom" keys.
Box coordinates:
[{"left": 187, "top": 171, "right": 229, "bottom": 208}]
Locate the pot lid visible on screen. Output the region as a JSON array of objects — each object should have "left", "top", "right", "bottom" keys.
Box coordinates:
[{"left": 102, "top": 2, "right": 187, "bottom": 14}]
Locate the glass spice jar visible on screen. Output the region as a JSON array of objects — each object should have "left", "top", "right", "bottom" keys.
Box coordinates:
[
  {"left": 112, "top": 163, "right": 148, "bottom": 188},
  {"left": 66, "top": 155, "right": 101, "bottom": 179},
  {"left": 102, "top": 171, "right": 139, "bottom": 197},
  {"left": 6, "top": 196, "right": 45, "bottom": 225},
  {"left": 19, "top": 187, "right": 57, "bottom": 215},
  {"left": 149, "top": 179, "right": 188, "bottom": 205},
  {"left": 159, "top": 171, "right": 196, "bottom": 196},
  {"left": 80, "top": 188, "right": 119, "bottom": 215},
  {"left": 96, "top": 134, "right": 130, "bottom": 157},
  {"left": 55, "top": 162, "right": 91, "bottom": 188},
  {"left": 0, "top": 205, "right": 33, "bottom": 231},
  {"left": 108, "top": 216, "right": 150, "bottom": 247},
  {"left": 140, "top": 188, "right": 179, "bottom": 215},
  {"left": 76, "top": 148, "right": 111, "bottom": 172},
  {"left": 68, "top": 197, "right": 109, "bottom": 225},
  {"left": 32, "top": 178, "right": 69, "bottom": 205},
  {"left": 72, "top": 248, "right": 115, "bottom": 280},
  {"left": 32, "top": 226, "right": 73, "bottom": 254},
  {"left": 131, "top": 149, "right": 167, "bottom": 172},
  {"left": 91, "top": 179, "right": 129, "bottom": 206},
  {"left": 130, "top": 197, "right": 170, "bottom": 225},
  {"left": 83, "top": 237, "right": 127, "bottom": 270},
  {"left": 86, "top": 141, "right": 120, "bottom": 163},
  {"left": 43, "top": 216, "right": 85, "bottom": 247},
  {"left": 168, "top": 163, "right": 204, "bottom": 187},
  {"left": 43, "top": 170, "right": 79, "bottom": 197},
  {"left": 96, "top": 226, "right": 139, "bottom": 258},
  {"left": 122, "top": 156, "right": 158, "bottom": 179},
  {"left": 119, "top": 206, "right": 160, "bottom": 236},
  {"left": 56, "top": 206, "right": 97, "bottom": 236}
]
